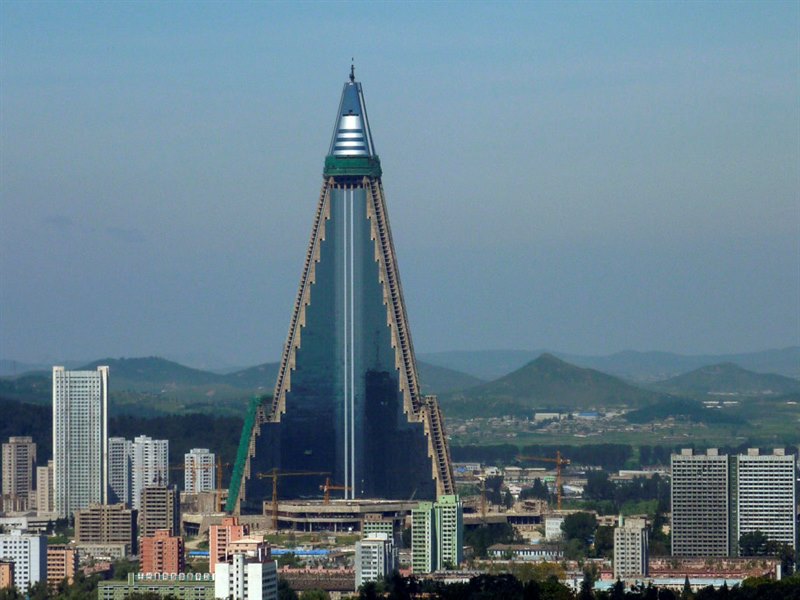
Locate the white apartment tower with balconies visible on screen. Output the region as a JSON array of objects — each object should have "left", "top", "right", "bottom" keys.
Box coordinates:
[
  {"left": 53, "top": 366, "right": 108, "bottom": 519},
  {"left": 735, "top": 448, "right": 796, "bottom": 552},
  {"left": 107, "top": 437, "right": 133, "bottom": 506},
  {"left": 184, "top": 448, "right": 215, "bottom": 493},
  {"left": 131, "top": 435, "right": 168, "bottom": 511},
  {"left": 613, "top": 516, "right": 648, "bottom": 579}
]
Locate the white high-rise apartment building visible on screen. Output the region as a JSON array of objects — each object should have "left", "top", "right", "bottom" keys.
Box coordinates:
[
  {"left": 132, "top": 436, "right": 168, "bottom": 511},
  {"left": 671, "top": 448, "right": 730, "bottom": 557},
  {"left": 355, "top": 532, "right": 397, "bottom": 588},
  {"left": 53, "top": 366, "right": 108, "bottom": 519},
  {"left": 185, "top": 448, "right": 215, "bottom": 493},
  {"left": 671, "top": 447, "right": 798, "bottom": 557},
  {"left": 0, "top": 529, "right": 47, "bottom": 591},
  {"left": 108, "top": 437, "right": 133, "bottom": 505},
  {"left": 2, "top": 436, "right": 36, "bottom": 509},
  {"left": 735, "top": 448, "right": 796, "bottom": 551},
  {"left": 613, "top": 516, "right": 648, "bottom": 579},
  {"left": 214, "top": 549, "right": 278, "bottom": 600}
]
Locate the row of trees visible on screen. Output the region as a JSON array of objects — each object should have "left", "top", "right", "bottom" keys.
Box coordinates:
[{"left": 354, "top": 572, "right": 800, "bottom": 600}]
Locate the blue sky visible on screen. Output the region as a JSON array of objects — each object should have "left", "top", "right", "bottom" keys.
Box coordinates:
[{"left": 1, "top": 1, "right": 798, "bottom": 367}]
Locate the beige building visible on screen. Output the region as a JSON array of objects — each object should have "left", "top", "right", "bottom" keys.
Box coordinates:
[
  {"left": 2, "top": 436, "right": 36, "bottom": 511},
  {"left": 47, "top": 545, "right": 78, "bottom": 588},
  {"left": 140, "top": 486, "right": 179, "bottom": 538},
  {"left": 0, "top": 561, "right": 13, "bottom": 590},
  {"left": 36, "top": 461, "right": 54, "bottom": 516},
  {"left": 614, "top": 516, "right": 648, "bottom": 579},
  {"left": 75, "top": 503, "right": 137, "bottom": 556}
]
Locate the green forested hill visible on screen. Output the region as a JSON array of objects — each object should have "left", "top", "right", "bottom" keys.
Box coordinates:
[
  {"left": 441, "top": 353, "right": 668, "bottom": 418},
  {"left": 648, "top": 362, "right": 800, "bottom": 397},
  {"left": 0, "top": 355, "right": 481, "bottom": 416}
]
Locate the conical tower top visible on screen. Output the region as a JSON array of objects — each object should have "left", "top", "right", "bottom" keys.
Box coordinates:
[{"left": 324, "top": 69, "right": 382, "bottom": 178}]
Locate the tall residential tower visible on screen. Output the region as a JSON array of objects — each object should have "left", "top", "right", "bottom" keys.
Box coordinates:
[
  {"left": 228, "top": 70, "right": 454, "bottom": 511},
  {"left": 53, "top": 366, "right": 108, "bottom": 519}
]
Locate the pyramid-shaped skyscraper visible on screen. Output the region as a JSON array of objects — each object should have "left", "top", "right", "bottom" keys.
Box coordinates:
[{"left": 228, "top": 70, "right": 455, "bottom": 513}]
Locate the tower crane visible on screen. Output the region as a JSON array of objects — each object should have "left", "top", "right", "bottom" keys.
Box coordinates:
[
  {"left": 515, "top": 451, "right": 571, "bottom": 510},
  {"left": 255, "top": 469, "right": 329, "bottom": 529},
  {"left": 319, "top": 478, "right": 352, "bottom": 504}
]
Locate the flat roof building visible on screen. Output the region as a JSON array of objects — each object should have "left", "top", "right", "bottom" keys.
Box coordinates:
[
  {"left": 0, "top": 529, "right": 47, "bottom": 591},
  {"left": 75, "top": 503, "right": 137, "bottom": 557},
  {"left": 53, "top": 366, "right": 108, "bottom": 519},
  {"left": 141, "top": 529, "right": 185, "bottom": 575}
]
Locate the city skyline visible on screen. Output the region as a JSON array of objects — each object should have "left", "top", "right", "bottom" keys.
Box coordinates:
[{"left": 1, "top": 2, "right": 798, "bottom": 367}]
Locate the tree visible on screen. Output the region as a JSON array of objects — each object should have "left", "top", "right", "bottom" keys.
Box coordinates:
[
  {"left": 300, "top": 590, "right": 329, "bottom": 600},
  {"left": 278, "top": 578, "right": 299, "bottom": 600},
  {"left": 680, "top": 576, "right": 693, "bottom": 600},
  {"left": 561, "top": 512, "right": 597, "bottom": 545},
  {"left": 579, "top": 570, "right": 594, "bottom": 600},
  {"left": 592, "top": 526, "right": 614, "bottom": 558},
  {"left": 611, "top": 579, "right": 625, "bottom": 600},
  {"left": 503, "top": 490, "right": 514, "bottom": 508},
  {"left": 739, "top": 530, "right": 769, "bottom": 556},
  {"left": 585, "top": 471, "right": 615, "bottom": 501}
]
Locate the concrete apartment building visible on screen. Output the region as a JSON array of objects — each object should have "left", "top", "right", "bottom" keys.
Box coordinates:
[
  {"left": 0, "top": 529, "right": 47, "bottom": 591},
  {"left": 2, "top": 436, "right": 36, "bottom": 511},
  {"left": 0, "top": 561, "right": 13, "bottom": 590},
  {"left": 671, "top": 449, "right": 731, "bottom": 556},
  {"left": 613, "top": 516, "right": 649, "bottom": 579},
  {"left": 214, "top": 544, "right": 278, "bottom": 600},
  {"left": 735, "top": 448, "right": 796, "bottom": 551},
  {"left": 141, "top": 529, "right": 185, "bottom": 575},
  {"left": 355, "top": 532, "right": 396, "bottom": 588},
  {"left": 411, "top": 502, "right": 435, "bottom": 573},
  {"left": 99, "top": 573, "right": 215, "bottom": 600},
  {"left": 435, "top": 495, "right": 463, "bottom": 569},
  {"left": 107, "top": 437, "right": 132, "bottom": 506},
  {"left": 209, "top": 516, "right": 248, "bottom": 574},
  {"left": 184, "top": 448, "right": 215, "bottom": 494},
  {"left": 132, "top": 436, "right": 169, "bottom": 511},
  {"left": 140, "top": 485, "right": 179, "bottom": 538},
  {"left": 411, "top": 495, "right": 464, "bottom": 573},
  {"left": 74, "top": 503, "right": 137, "bottom": 556},
  {"left": 671, "top": 448, "right": 797, "bottom": 557},
  {"left": 36, "top": 461, "right": 54, "bottom": 516},
  {"left": 53, "top": 366, "right": 108, "bottom": 519},
  {"left": 47, "top": 545, "right": 78, "bottom": 588}
]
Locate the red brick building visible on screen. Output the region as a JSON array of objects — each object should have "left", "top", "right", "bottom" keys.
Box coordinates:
[
  {"left": 140, "top": 529, "right": 185, "bottom": 574},
  {"left": 209, "top": 516, "right": 248, "bottom": 573}
]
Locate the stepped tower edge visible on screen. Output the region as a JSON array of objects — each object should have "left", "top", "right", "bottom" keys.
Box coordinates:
[{"left": 227, "top": 72, "right": 454, "bottom": 513}]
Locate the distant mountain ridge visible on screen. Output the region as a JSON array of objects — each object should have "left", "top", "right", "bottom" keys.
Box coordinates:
[
  {"left": 648, "top": 362, "right": 800, "bottom": 396},
  {"left": 440, "top": 353, "right": 668, "bottom": 418},
  {"left": 420, "top": 346, "right": 800, "bottom": 382},
  {"left": 0, "top": 355, "right": 482, "bottom": 416}
]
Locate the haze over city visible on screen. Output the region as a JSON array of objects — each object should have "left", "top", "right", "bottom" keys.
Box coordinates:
[{"left": 1, "top": 2, "right": 798, "bottom": 368}]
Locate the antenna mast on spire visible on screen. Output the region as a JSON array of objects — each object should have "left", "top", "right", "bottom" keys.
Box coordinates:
[{"left": 350, "top": 59, "right": 355, "bottom": 82}]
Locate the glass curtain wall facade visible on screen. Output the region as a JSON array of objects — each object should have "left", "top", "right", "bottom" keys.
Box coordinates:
[{"left": 230, "top": 73, "right": 454, "bottom": 512}]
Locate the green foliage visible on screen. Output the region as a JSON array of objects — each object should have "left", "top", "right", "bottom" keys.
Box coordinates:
[
  {"left": 442, "top": 354, "right": 666, "bottom": 418},
  {"left": 561, "top": 512, "right": 597, "bottom": 545},
  {"left": 464, "top": 523, "right": 519, "bottom": 558},
  {"left": 520, "top": 478, "right": 549, "bottom": 500},
  {"left": 278, "top": 577, "right": 300, "bottom": 600},
  {"left": 625, "top": 398, "right": 743, "bottom": 425},
  {"left": 300, "top": 590, "right": 330, "bottom": 600},
  {"left": 277, "top": 552, "right": 304, "bottom": 568},
  {"left": 592, "top": 526, "right": 614, "bottom": 558},
  {"left": 111, "top": 557, "right": 139, "bottom": 580}
]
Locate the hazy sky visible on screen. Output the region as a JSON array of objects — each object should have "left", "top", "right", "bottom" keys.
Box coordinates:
[{"left": 1, "top": 2, "right": 798, "bottom": 368}]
